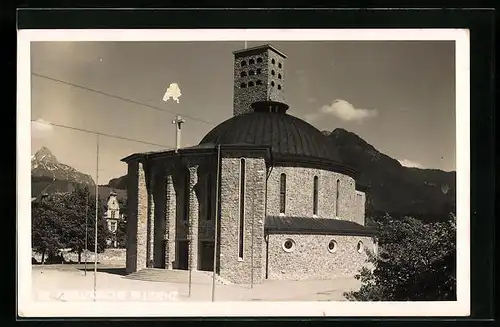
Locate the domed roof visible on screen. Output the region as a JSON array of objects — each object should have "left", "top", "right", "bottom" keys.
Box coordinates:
[{"left": 200, "top": 103, "right": 340, "bottom": 163}]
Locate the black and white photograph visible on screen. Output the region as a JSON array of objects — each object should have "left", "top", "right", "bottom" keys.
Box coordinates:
[{"left": 18, "top": 29, "right": 470, "bottom": 317}]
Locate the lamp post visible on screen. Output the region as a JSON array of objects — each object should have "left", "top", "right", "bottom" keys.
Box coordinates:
[
  {"left": 93, "top": 135, "right": 99, "bottom": 301},
  {"left": 172, "top": 115, "right": 185, "bottom": 153},
  {"left": 84, "top": 190, "right": 89, "bottom": 276}
]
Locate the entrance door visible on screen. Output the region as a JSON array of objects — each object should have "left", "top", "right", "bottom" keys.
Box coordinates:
[
  {"left": 177, "top": 241, "right": 189, "bottom": 270},
  {"left": 200, "top": 241, "right": 214, "bottom": 271}
]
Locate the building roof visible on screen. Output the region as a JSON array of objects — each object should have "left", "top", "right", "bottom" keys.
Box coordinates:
[
  {"left": 200, "top": 109, "right": 342, "bottom": 164},
  {"left": 265, "top": 216, "right": 377, "bottom": 236},
  {"left": 233, "top": 44, "right": 287, "bottom": 58}
]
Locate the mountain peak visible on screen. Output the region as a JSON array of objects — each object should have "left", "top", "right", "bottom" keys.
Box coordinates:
[{"left": 33, "top": 146, "right": 58, "bottom": 164}]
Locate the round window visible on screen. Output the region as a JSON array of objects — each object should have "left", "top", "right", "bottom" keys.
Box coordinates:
[
  {"left": 282, "top": 239, "right": 295, "bottom": 252},
  {"left": 357, "top": 241, "right": 364, "bottom": 253},
  {"left": 328, "top": 240, "right": 338, "bottom": 253}
]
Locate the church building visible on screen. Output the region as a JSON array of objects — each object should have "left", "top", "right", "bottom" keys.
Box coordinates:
[{"left": 122, "top": 44, "right": 377, "bottom": 284}]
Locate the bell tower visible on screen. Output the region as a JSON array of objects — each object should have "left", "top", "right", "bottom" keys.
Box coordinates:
[{"left": 232, "top": 44, "right": 287, "bottom": 116}]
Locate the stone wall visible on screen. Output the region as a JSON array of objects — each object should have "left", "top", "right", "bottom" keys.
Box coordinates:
[
  {"left": 125, "top": 160, "right": 148, "bottom": 273},
  {"left": 233, "top": 47, "right": 286, "bottom": 116},
  {"left": 32, "top": 249, "right": 126, "bottom": 264},
  {"left": 266, "top": 233, "right": 375, "bottom": 281},
  {"left": 218, "top": 155, "right": 267, "bottom": 284},
  {"left": 266, "top": 166, "right": 363, "bottom": 224}
]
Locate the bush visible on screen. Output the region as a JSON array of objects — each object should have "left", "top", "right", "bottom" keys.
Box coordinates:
[{"left": 344, "top": 213, "right": 456, "bottom": 301}]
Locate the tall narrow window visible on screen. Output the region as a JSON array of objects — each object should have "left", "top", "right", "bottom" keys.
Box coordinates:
[
  {"left": 313, "top": 176, "right": 319, "bottom": 215},
  {"left": 238, "top": 158, "right": 246, "bottom": 259},
  {"left": 279, "top": 173, "right": 286, "bottom": 214},
  {"left": 335, "top": 179, "right": 340, "bottom": 217},
  {"left": 206, "top": 174, "right": 212, "bottom": 221}
]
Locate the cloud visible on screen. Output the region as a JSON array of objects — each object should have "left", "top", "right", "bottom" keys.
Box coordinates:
[
  {"left": 398, "top": 159, "right": 423, "bottom": 168},
  {"left": 163, "top": 83, "right": 182, "bottom": 103},
  {"left": 318, "top": 99, "right": 378, "bottom": 122},
  {"left": 31, "top": 118, "right": 53, "bottom": 139}
]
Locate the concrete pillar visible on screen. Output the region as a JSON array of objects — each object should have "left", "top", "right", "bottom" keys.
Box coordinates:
[
  {"left": 188, "top": 165, "right": 199, "bottom": 271},
  {"left": 165, "top": 173, "right": 176, "bottom": 269}
]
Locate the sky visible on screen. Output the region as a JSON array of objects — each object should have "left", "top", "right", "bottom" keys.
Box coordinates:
[{"left": 30, "top": 40, "right": 456, "bottom": 185}]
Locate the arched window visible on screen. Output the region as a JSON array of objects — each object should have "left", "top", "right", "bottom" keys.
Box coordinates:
[
  {"left": 271, "top": 58, "right": 276, "bottom": 65},
  {"left": 313, "top": 176, "right": 319, "bottom": 215},
  {"left": 257, "top": 57, "right": 263, "bottom": 63},
  {"left": 335, "top": 179, "right": 340, "bottom": 217},
  {"left": 279, "top": 173, "right": 286, "bottom": 214},
  {"left": 271, "top": 70, "right": 275, "bottom": 76},
  {"left": 240, "top": 71, "right": 247, "bottom": 77},
  {"left": 271, "top": 81, "right": 275, "bottom": 87},
  {"left": 256, "top": 68, "right": 262, "bottom": 74},
  {"left": 249, "top": 58, "right": 255, "bottom": 65},
  {"left": 256, "top": 80, "right": 262, "bottom": 85},
  {"left": 278, "top": 73, "right": 282, "bottom": 79},
  {"left": 277, "top": 84, "right": 282, "bottom": 90},
  {"left": 238, "top": 158, "right": 246, "bottom": 259},
  {"left": 241, "top": 60, "right": 247, "bottom": 67},
  {"left": 240, "top": 82, "right": 247, "bottom": 88},
  {"left": 278, "top": 62, "right": 282, "bottom": 68},
  {"left": 248, "top": 81, "right": 254, "bottom": 87},
  {"left": 249, "top": 70, "right": 255, "bottom": 76}
]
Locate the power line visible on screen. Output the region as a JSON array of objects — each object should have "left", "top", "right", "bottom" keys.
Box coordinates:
[
  {"left": 31, "top": 119, "right": 171, "bottom": 149},
  {"left": 31, "top": 72, "right": 218, "bottom": 126}
]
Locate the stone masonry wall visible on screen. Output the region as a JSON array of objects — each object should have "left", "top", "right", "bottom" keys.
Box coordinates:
[
  {"left": 267, "top": 233, "right": 375, "bottom": 281},
  {"left": 233, "top": 50, "right": 269, "bottom": 116},
  {"left": 125, "top": 160, "right": 148, "bottom": 273},
  {"left": 233, "top": 48, "right": 286, "bottom": 116},
  {"left": 219, "top": 156, "right": 267, "bottom": 284},
  {"left": 355, "top": 191, "right": 366, "bottom": 226},
  {"left": 165, "top": 173, "right": 176, "bottom": 269},
  {"left": 267, "top": 166, "right": 363, "bottom": 224}
]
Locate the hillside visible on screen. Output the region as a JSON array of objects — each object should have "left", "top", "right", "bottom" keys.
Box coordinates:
[
  {"left": 325, "top": 128, "right": 456, "bottom": 221},
  {"left": 31, "top": 147, "right": 126, "bottom": 205},
  {"left": 31, "top": 147, "right": 95, "bottom": 198}
]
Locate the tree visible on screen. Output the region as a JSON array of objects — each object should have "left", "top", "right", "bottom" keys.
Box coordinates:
[
  {"left": 115, "top": 218, "right": 127, "bottom": 248},
  {"left": 31, "top": 195, "right": 65, "bottom": 263},
  {"left": 59, "top": 186, "right": 111, "bottom": 262},
  {"left": 344, "top": 213, "right": 456, "bottom": 301}
]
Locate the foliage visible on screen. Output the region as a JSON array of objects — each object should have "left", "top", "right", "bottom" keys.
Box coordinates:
[
  {"left": 31, "top": 186, "right": 112, "bottom": 263},
  {"left": 32, "top": 199, "right": 65, "bottom": 261},
  {"left": 344, "top": 213, "right": 457, "bottom": 301},
  {"left": 115, "top": 218, "right": 127, "bottom": 248}
]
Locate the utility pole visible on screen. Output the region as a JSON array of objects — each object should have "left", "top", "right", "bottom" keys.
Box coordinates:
[
  {"left": 211, "top": 144, "right": 221, "bottom": 302},
  {"left": 84, "top": 189, "right": 89, "bottom": 276},
  {"left": 172, "top": 115, "right": 185, "bottom": 153},
  {"left": 94, "top": 135, "right": 99, "bottom": 302}
]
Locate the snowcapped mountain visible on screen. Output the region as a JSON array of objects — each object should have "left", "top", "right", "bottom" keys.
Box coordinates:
[{"left": 31, "top": 146, "right": 95, "bottom": 197}]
